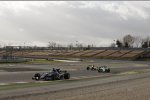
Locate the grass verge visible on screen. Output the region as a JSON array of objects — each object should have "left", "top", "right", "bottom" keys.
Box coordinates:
[
  {"left": 118, "top": 69, "right": 150, "bottom": 75},
  {"left": 24, "top": 59, "right": 61, "bottom": 64},
  {"left": 0, "top": 81, "right": 64, "bottom": 91},
  {"left": 0, "top": 75, "right": 112, "bottom": 91}
]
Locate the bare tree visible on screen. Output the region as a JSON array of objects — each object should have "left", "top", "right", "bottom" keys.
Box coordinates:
[
  {"left": 48, "top": 42, "right": 57, "bottom": 50},
  {"left": 78, "top": 43, "right": 83, "bottom": 50},
  {"left": 133, "top": 36, "right": 142, "bottom": 48},
  {"left": 67, "top": 43, "right": 74, "bottom": 50},
  {"left": 56, "top": 43, "right": 63, "bottom": 50},
  {"left": 75, "top": 41, "right": 84, "bottom": 50},
  {"left": 145, "top": 36, "right": 150, "bottom": 43},
  {"left": 123, "top": 34, "right": 134, "bottom": 48},
  {"left": 110, "top": 43, "right": 116, "bottom": 47}
]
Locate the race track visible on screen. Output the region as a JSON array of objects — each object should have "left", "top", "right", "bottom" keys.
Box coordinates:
[
  {"left": 0, "top": 59, "right": 150, "bottom": 83},
  {"left": 0, "top": 59, "right": 150, "bottom": 99}
]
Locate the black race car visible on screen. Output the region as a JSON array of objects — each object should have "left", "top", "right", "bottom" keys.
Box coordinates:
[
  {"left": 32, "top": 68, "right": 70, "bottom": 81},
  {"left": 86, "top": 65, "right": 98, "bottom": 70}
]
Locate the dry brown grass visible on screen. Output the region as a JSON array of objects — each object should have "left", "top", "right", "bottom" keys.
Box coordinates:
[
  {"left": 72, "top": 50, "right": 93, "bottom": 57},
  {"left": 82, "top": 50, "right": 106, "bottom": 57},
  {"left": 8, "top": 49, "right": 146, "bottom": 60},
  {"left": 121, "top": 50, "right": 145, "bottom": 58},
  {"left": 94, "top": 50, "right": 119, "bottom": 57}
]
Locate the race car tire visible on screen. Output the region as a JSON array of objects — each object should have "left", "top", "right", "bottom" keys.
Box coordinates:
[
  {"left": 64, "top": 73, "right": 70, "bottom": 79},
  {"left": 34, "top": 73, "right": 41, "bottom": 80},
  {"left": 87, "top": 67, "right": 90, "bottom": 70},
  {"left": 91, "top": 67, "right": 94, "bottom": 70},
  {"left": 59, "top": 75, "right": 64, "bottom": 80},
  {"left": 107, "top": 69, "right": 110, "bottom": 73},
  {"left": 94, "top": 68, "right": 97, "bottom": 70},
  {"left": 98, "top": 69, "right": 103, "bottom": 72}
]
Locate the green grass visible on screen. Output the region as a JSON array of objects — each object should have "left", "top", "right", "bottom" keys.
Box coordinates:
[
  {"left": 24, "top": 59, "right": 61, "bottom": 64},
  {"left": 0, "top": 81, "right": 64, "bottom": 90},
  {"left": 0, "top": 75, "right": 110, "bottom": 91},
  {"left": 118, "top": 69, "right": 150, "bottom": 75},
  {"left": 0, "top": 67, "right": 45, "bottom": 72},
  {"left": 0, "top": 78, "right": 89, "bottom": 91},
  {"left": 0, "top": 77, "right": 91, "bottom": 91},
  {"left": 0, "top": 59, "right": 61, "bottom": 64}
]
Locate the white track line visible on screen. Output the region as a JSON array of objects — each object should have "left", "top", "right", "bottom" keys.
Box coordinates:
[
  {"left": 0, "top": 83, "right": 9, "bottom": 85},
  {"left": 14, "top": 82, "right": 29, "bottom": 84}
]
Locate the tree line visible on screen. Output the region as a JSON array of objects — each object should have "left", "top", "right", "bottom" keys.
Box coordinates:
[
  {"left": 47, "top": 41, "right": 95, "bottom": 50},
  {"left": 1, "top": 34, "right": 149, "bottom": 51},
  {"left": 111, "top": 34, "right": 150, "bottom": 48}
]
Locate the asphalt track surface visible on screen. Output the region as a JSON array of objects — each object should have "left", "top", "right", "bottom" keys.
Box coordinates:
[
  {"left": 0, "top": 67, "right": 149, "bottom": 83},
  {"left": 0, "top": 59, "right": 150, "bottom": 83},
  {"left": 0, "top": 70, "right": 106, "bottom": 83},
  {"left": 1, "top": 71, "right": 150, "bottom": 99},
  {"left": 0, "top": 59, "right": 150, "bottom": 99}
]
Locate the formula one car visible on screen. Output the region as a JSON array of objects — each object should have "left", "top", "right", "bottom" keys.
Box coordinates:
[
  {"left": 86, "top": 65, "right": 98, "bottom": 70},
  {"left": 98, "top": 66, "right": 110, "bottom": 73},
  {"left": 32, "top": 68, "right": 70, "bottom": 81}
]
